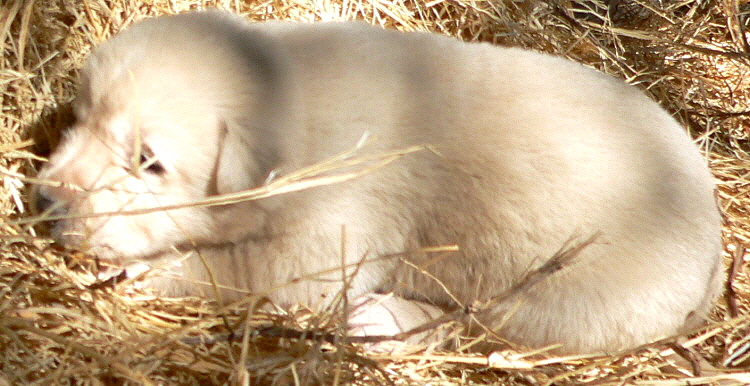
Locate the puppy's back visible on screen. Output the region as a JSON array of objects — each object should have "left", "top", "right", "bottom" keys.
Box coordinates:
[{"left": 251, "top": 20, "right": 722, "bottom": 352}]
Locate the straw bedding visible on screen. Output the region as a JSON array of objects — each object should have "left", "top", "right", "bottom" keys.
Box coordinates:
[{"left": 2, "top": 0, "right": 750, "bottom": 384}]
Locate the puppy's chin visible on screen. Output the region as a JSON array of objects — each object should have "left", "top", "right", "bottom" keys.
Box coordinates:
[
  {"left": 49, "top": 212, "right": 208, "bottom": 264},
  {"left": 54, "top": 203, "right": 265, "bottom": 266},
  {"left": 62, "top": 235, "right": 173, "bottom": 265}
]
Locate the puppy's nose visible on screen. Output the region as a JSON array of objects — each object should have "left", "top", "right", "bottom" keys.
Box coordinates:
[
  {"left": 35, "top": 190, "right": 55, "bottom": 214},
  {"left": 33, "top": 188, "right": 66, "bottom": 217}
]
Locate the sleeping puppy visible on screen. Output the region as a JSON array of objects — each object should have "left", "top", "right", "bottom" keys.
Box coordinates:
[{"left": 34, "top": 11, "right": 723, "bottom": 354}]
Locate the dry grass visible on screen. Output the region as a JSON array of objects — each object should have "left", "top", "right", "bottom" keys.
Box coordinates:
[{"left": 2, "top": 0, "right": 750, "bottom": 384}]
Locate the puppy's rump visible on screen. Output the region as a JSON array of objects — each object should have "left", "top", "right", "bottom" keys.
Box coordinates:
[{"left": 35, "top": 11, "right": 723, "bottom": 354}]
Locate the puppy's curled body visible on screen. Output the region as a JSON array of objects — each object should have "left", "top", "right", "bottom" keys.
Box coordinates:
[{"left": 35, "top": 11, "right": 723, "bottom": 354}]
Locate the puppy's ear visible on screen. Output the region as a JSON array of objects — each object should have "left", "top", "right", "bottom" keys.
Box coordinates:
[{"left": 214, "top": 120, "right": 261, "bottom": 195}]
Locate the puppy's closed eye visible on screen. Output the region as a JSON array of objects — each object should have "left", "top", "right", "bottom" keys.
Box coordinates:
[{"left": 136, "top": 146, "right": 165, "bottom": 175}]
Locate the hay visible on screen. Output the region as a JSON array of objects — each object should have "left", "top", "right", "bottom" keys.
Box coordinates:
[{"left": 2, "top": 0, "right": 750, "bottom": 384}]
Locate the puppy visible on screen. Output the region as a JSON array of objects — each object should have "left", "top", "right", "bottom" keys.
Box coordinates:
[{"left": 34, "top": 11, "right": 723, "bottom": 354}]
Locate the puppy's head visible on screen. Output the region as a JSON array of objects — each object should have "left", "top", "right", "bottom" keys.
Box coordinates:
[{"left": 34, "top": 12, "right": 292, "bottom": 261}]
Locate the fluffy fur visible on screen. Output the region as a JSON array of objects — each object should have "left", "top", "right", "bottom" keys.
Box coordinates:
[{"left": 35, "top": 11, "right": 723, "bottom": 354}]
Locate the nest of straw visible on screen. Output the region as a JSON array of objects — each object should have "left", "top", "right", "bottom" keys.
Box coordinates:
[{"left": 2, "top": 0, "right": 750, "bottom": 384}]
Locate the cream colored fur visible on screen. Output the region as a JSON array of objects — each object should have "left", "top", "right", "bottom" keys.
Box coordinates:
[{"left": 35, "top": 11, "right": 723, "bottom": 354}]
